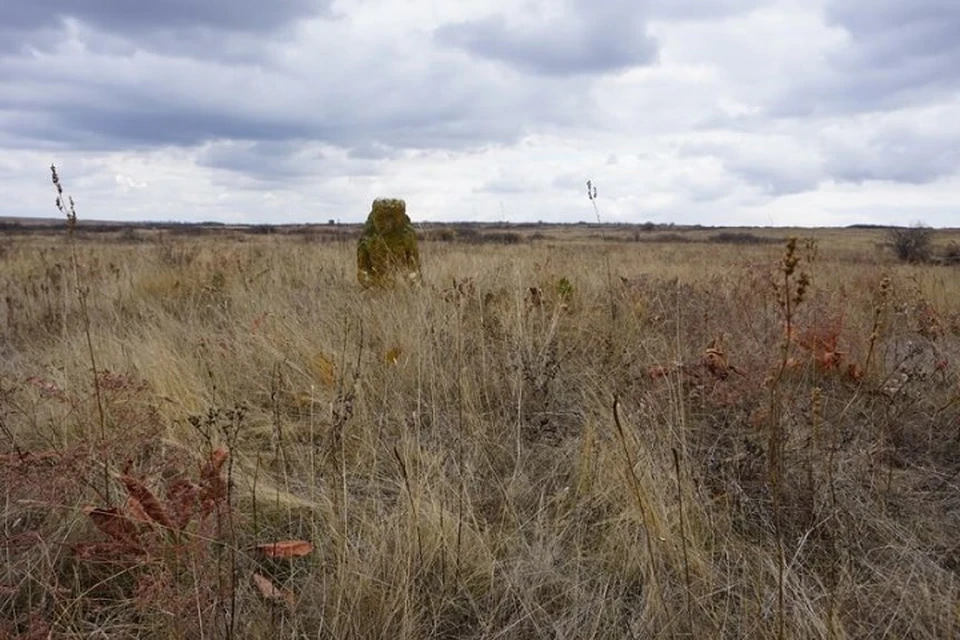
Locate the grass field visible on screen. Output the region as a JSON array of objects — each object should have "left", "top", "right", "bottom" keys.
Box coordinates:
[{"left": 2, "top": 221, "right": 959, "bottom": 638}]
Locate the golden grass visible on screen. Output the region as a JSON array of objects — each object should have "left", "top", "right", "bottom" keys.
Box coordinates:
[{"left": 2, "top": 227, "right": 959, "bottom": 638}]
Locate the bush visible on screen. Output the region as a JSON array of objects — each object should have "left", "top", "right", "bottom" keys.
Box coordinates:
[
  {"left": 481, "top": 232, "right": 523, "bottom": 244},
  {"left": 888, "top": 224, "right": 934, "bottom": 263},
  {"left": 942, "top": 241, "right": 960, "bottom": 264},
  {"left": 426, "top": 228, "right": 457, "bottom": 242},
  {"left": 451, "top": 225, "right": 480, "bottom": 242},
  {"left": 708, "top": 232, "right": 780, "bottom": 245},
  {"left": 645, "top": 233, "right": 690, "bottom": 244}
]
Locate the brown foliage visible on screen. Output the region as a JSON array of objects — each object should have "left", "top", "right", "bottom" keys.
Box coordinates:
[
  {"left": 199, "top": 448, "right": 229, "bottom": 513},
  {"left": 124, "top": 496, "right": 152, "bottom": 525},
  {"left": 165, "top": 477, "right": 200, "bottom": 529},
  {"left": 120, "top": 475, "right": 175, "bottom": 530},
  {"left": 255, "top": 540, "right": 314, "bottom": 558},
  {"left": 794, "top": 313, "right": 846, "bottom": 371},
  {"left": 252, "top": 573, "right": 296, "bottom": 609},
  {"left": 83, "top": 507, "right": 142, "bottom": 549}
]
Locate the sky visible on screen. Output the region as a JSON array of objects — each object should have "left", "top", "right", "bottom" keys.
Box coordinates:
[{"left": 1, "top": 0, "right": 958, "bottom": 226}]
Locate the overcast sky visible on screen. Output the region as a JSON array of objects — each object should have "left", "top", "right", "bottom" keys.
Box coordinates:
[{"left": 1, "top": 0, "right": 958, "bottom": 226}]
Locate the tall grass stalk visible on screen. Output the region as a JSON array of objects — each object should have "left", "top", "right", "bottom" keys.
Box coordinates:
[
  {"left": 50, "top": 165, "right": 108, "bottom": 497},
  {"left": 612, "top": 395, "right": 662, "bottom": 624},
  {"left": 587, "top": 180, "right": 619, "bottom": 360}
]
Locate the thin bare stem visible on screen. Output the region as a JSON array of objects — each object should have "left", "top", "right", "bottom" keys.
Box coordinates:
[
  {"left": 673, "top": 447, "right": 693, "bottom": 628},
  {"left": 50, "top": 164, "right": 109, "bottom": 500},
  {"left": 612, "top": 395, "right": 661, "bottom": 622}
]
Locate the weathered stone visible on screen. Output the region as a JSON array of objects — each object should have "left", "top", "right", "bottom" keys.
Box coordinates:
[{"left": 357, "top": 198, "right": 421, "bottom": 287}]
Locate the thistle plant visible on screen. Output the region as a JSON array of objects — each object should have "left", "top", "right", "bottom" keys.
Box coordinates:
[
  {"left": 862, "top": 275, "right": 891, "bottom": 378},
  {"left": 768, "top": 236, "right": 810, "bottom": 640}
]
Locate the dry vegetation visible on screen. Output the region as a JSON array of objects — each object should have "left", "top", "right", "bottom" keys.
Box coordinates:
[{"left": 2, "top": 211, "right": 960, "bottom": 638}]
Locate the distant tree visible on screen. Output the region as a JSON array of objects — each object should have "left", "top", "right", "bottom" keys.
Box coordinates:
[{"left": 888, "top": 224, "right": 934, "bottom": 263}]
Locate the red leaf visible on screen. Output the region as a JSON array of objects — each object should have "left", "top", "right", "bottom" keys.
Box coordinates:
[
  {"left": 255, "top": 540, "right": 313, "bottom": 558},
  {"left": 166, "top": 478, "right": 199, "bottom": 529},
  {"left": 252, "top": 573, "right": 296, "bottom": 609},
  {"left": 83, "top": 507, "right": 142, "bottom": 548},
  {"left": 120, "top": 475, "right": 174, "bottom": 529},
  {"left": 125, "top": 496, "right": 152, "bottom": 524}
]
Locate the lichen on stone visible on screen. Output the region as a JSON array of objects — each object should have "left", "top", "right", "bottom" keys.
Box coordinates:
[{"left": 357, "top": 198, "right": 421, "bottom": 287}]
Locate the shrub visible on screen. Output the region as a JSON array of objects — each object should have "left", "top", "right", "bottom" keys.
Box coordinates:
[
  {"left": 708, "top": 232, "right": 780, "bottom": 245},
  {"left": 451, "top": 225, "right": 480, "bottom": 242},
  {"left": 425, "top": 228, "right": 457, "bottom": 242},
  {"left": 888, "top": 224, "right": 934, "bottom": 263},
  {"left": 942, "top": 241, "right": 960, "bottom": 264},
  {"left": 646, "top": 232, "right": 690, "bottom": 243},
  {"left": 479, "top": 231, "right": 522, "bottom": 244}
]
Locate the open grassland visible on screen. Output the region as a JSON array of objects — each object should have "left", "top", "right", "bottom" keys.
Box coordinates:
[{"left": 2, "top": 226, "right": 960, "bottom": 638}]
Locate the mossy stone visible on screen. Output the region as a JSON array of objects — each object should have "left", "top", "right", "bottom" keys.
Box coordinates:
[{"left": 357, "top": 198, "right": 421, "bottom": 287}]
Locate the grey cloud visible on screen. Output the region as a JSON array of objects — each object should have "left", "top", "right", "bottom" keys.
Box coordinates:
[
  {"left": 686, "top": 181, "right": 731, "bottom": 204},
  {"left": 825, "top": 0, "right": 957, "bottom": 47},
  {"left": 436, "top": 0, "right": 659, "bottom": 76},
  {"left": 0, "top": 0, "right": 330, "bottom": 61},
  {"left": 11, "top": 101, "right": 314, "bottom": 150},
  {"left": 0, "top": 0, "right": 654, "bottom": 192},
  {"left": 347, "top": 143, "right": 403, "bottom": 161},
  {"left": 682, "top": 117, "right": 960, "bottom": 196},
  {"left": 0, "top": 41, "right": 564, "bottom": 155},
  {"left": 773, "top": 0, "right": 960, "bottom": 115},
  {"left": 679, "top": 140, "right": 823, "bottom": 196},
  {"left": 822, "top": 127, "right": 960, "bottom": 185},
  {"left": 197, "top": 140, "right": 320, "bottom": 182},
  {"left": 0, "top": 25, "right": 59, "bottom": 55},
  {"left": 433, "top": 0, "right": 763, "bottom": 76},
  {"left": 829, "top": 0, "right": 960, "bottom": 86},
  {"left": 648, "top": 0, "right": 762, "bottom": 21},
  {"left": 0, "top": 0, "right": 326, "bottom": 35},
  {"left": 0, "top": 54, "right": 313, "bottom": 149},
  {"left": 725, "top": 162, "right": 821, "bottom": 195},
  {"left": 196, "top": 140, "right": 384, "bottom": 188},
  {"left": 97, "top": 29, "right": 280, "bottom": 66}
]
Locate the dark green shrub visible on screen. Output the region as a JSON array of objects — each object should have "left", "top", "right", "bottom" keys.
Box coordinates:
[{"left": 888, "top": 225, "right": 934, "bottom": 263}]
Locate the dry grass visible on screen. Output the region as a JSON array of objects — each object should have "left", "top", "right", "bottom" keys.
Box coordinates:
[{"left": 2, "top": 220, "right": 960, "bottom": 638}]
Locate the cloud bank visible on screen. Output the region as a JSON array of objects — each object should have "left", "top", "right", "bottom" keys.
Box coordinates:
[{"left": 1, "top": 0, "right": 958, "bottom": 226}]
